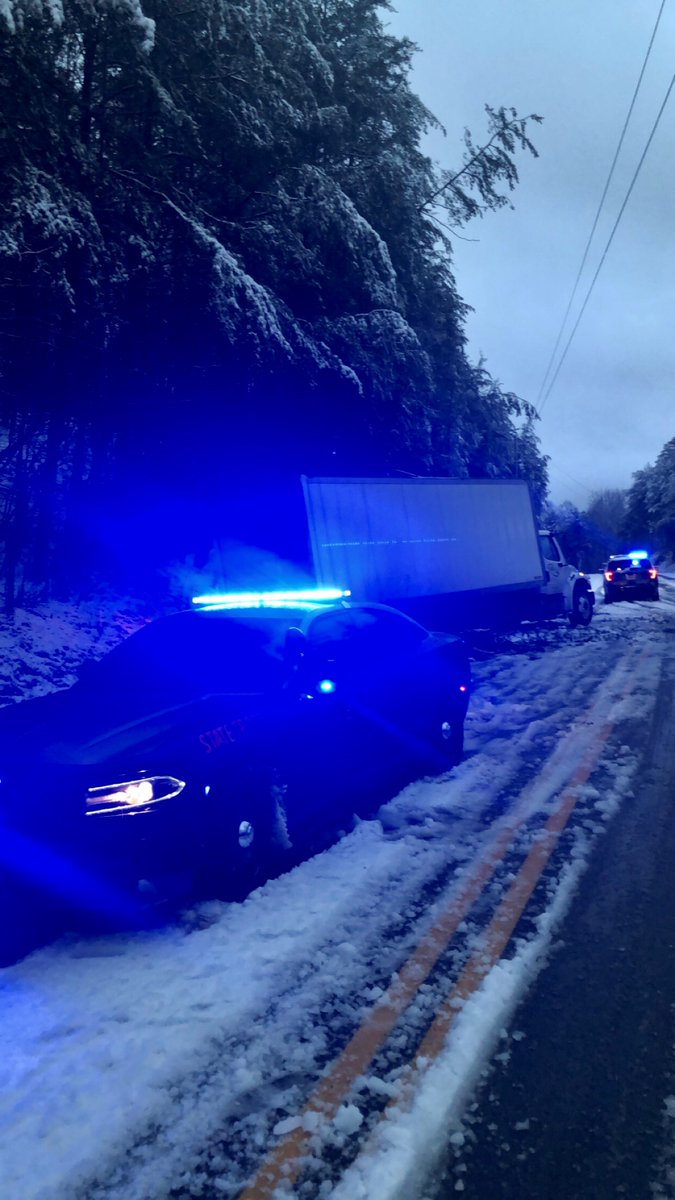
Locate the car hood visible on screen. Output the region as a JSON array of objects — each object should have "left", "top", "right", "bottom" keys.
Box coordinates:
[{"left": 0, "top": 684, "right": 249, "bottom": 770}]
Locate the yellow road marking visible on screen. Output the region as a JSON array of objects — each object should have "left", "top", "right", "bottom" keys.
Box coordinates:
[
  {"left": 413, "top": 722, "right": 614, "bottom": 1066},
  {"left": 238, "top": 820, "right": 517, "bottom": 1200},
  {"left": 238, "top": 661, "right": 641, "bottom": 1199}
]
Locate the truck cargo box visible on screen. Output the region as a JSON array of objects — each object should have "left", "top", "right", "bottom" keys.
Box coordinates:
[{"left": 302, "top": 476, "right": 545, "bottom": 603}]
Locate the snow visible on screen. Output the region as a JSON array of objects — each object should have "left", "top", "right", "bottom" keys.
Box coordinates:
[
  {"left": 295, "top": 165, "right": 402, "bottom": 310},
  {"left": 110, "top": 0, "right": 155, "bottom": 52},
  {"left": 0, "top": 575, "right": 673, "bottom": 1199},
  {"left": 0, "top": 0, "right": 153, "bottom": 43},
  {"left": 0, "top": 600, "right": 150, "bottom": 705},
  {"left": 0, "top": 0, "right": 15, "bottom": 30},
  {"left": 0, "top": 0, "right": 63, "bottom": 32}
]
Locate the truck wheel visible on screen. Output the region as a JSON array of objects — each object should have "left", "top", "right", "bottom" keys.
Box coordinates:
[{"left": 569, "top": 587, "right": 593, "bottom": 626}]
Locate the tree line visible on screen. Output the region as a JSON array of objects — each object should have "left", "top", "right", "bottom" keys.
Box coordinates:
[
  {"left": 546, "top": 435, "right": 675, "bottom": 571},
  {"left": 0, "top": 0, "right": 546, "bottom": 610}
]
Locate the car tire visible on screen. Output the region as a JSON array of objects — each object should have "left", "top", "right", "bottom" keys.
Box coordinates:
[
  {"left": 0, "top": 926, "right": 33, "bottom": 968},
  {"left": 604, "top": 590, "right": 613, "bottom": 605},
  {"left": 200, "top": 765, "right": 291, "bottom": 902},
  {"left": 419, "top": 700, "right": 465, "bottom": 774},
  {"left": 439, "top": 715, "right": 464, "bottom": 765},
  {"left": 569, "top": 587, "right": 593, "bottom": 626},
  {"left": 0, "top": 873, "right": 41, "bottom": 967}
]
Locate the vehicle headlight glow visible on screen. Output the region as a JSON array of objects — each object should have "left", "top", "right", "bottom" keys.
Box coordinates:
[{"left": 86, "top": 775, "right": 185, "bottom": 816}]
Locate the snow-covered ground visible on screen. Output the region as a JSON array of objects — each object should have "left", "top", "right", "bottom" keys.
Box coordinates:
[{"left": 1, "top": 576, "right": 674, "bottom": 1200}]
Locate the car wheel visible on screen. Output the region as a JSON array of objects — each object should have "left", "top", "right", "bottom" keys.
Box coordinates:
[
  {"left": 439, "top": 715, "right": 464, "bottom": 765},
  {"left": 0, "top": 873, "right": 42, "bottom": 967},
  {"left": 569, "top": 587, "right": 593, "bottom": 626},
  {"left": 650, "top": 588, "right": 660, "bottom": 601},
  {"left": 418, "top": 701, "right": 465, "bottom": 774},
  {"left": 200, "top": 766, "right": 291, "bottom": 901},
  {"left": 0, "top": 925, "right": 34, "bottom": 968},
  {"left": 604, "top": 589, "right": 613, "bottom": 605}
]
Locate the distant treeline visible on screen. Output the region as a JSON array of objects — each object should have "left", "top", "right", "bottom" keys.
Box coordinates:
[
  {"left": 0, "top": 0, "right": 546, "bottom": 610},
  {"left": 546, "top": 437, "right": 675, "bottom": 571}
]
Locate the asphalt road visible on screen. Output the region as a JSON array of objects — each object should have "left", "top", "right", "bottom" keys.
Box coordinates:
[{"left": 426, "top": 629, "right": 675, "bottom": 1199}]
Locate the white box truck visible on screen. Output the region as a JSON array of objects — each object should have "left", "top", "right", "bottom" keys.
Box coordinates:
[{"left": 301, "top": 477, "right": 594, "bottom": 630}]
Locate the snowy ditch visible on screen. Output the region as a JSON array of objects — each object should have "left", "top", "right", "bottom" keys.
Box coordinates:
[{"left": 0, "top": 577, "right": 673, "bottom": 1199}]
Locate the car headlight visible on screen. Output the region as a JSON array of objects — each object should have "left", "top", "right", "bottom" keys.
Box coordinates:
[{"left": 86, "top": 775, "right": 185, "bottom": 816}]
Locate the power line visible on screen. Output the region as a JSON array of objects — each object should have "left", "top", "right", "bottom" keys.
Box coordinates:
[
  {"left": 536, "top": 0, "right": 668, "bottom": 412},
  {"left": 539, "top": 65, "right": 675, "bottom": 414},
  {"left": 547, "top": 461, "right": 595, "bottom": 495}
]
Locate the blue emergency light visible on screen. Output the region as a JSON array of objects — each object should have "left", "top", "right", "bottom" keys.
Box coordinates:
[
  {"left": 627, "top": 550, "right": 648, "bottom": 560},
  {"left": 191, "top": 587, "right": 350, "bottom": 612}
]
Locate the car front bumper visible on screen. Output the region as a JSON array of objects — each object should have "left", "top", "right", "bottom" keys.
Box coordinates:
[{"left": 0, "top": 779, "right": 205, "bottom": 923}]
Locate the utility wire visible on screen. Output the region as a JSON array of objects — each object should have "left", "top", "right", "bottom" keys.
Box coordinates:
[
  {"left": 536, "top": 0, "right": 668, "bottom": 411},
  {"left": 539, "top": 63, "right": 675, "bottom": 414},
  {"left": 547, "top": 461, "right": 595, "bottom": 496}
]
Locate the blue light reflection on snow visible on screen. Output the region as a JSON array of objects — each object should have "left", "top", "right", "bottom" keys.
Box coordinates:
[{"left": 0, "top": 820, "right": 150, "bottom": 924}]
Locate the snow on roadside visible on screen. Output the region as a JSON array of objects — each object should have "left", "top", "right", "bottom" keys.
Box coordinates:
[
  {"left": 0, "top": 583, "right": 672, "bottom": 1200},
  {"left": 0, "top": 599, "right": 150, "bottom": 706}
]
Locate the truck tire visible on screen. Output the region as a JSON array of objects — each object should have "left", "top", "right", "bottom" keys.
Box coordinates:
[{"left": 569, "top": 586, "right": 593, "bottom": 627}]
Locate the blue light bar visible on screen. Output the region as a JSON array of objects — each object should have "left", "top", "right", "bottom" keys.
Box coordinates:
[
  {"left": 627, "top": 550, "right": 648, "bottom": 560},
  {"left": 195, "top": 599, "right": 329, "bottom": 612},
  {"left": 191, "top": 587, "right": 350, "bottom": 611}
]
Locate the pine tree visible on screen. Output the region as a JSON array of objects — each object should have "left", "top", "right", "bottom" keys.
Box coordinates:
[{"left": 0, "top": 0, "right": 547, "bottom": 606}]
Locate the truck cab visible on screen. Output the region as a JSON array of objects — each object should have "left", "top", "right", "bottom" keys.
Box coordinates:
[{"left": 538, "top": 531, "right": 594, "bottom": 626}]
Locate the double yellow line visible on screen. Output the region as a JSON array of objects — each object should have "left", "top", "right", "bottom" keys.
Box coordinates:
[{"left": 240, "top": 657, "right": 643, "bottom": 1199}]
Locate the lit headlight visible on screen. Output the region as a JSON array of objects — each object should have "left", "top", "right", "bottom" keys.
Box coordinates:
[{"left": 86, "top": 775, "right": 185, "bottom": 816}]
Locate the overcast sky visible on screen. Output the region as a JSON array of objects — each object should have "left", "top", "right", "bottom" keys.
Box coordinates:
[{"left": 384, "top": 0, "right": 675, "bottom": 508}]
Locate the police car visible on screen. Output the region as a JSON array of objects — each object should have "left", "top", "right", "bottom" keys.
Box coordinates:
[
  {"left": 603, "top": 552, "right": 659, "bottom": 603},
  {"left": 0, "top": 588, "right": 471, "bottom": 963}
]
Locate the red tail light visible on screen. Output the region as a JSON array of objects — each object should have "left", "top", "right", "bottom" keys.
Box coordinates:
[
  {"left": 649, "top": 568, "right": 658, "bottom": 579},
  {"left": 604, "top": 570, "right": 614, "bottom": 581}
]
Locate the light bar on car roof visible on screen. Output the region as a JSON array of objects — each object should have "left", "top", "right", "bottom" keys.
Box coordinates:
[
  {"left": 191, "top": 587, "right": 351, "bottom": 611},
  {"left": 627, "top": 550, "right": 648, "bottom": 559}
]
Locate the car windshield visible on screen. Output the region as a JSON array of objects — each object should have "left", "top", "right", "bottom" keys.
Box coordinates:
[
  {"left": 79, "top": 611, "right": 292, "bottom": 705},
  {"left": 611, "top": 558, "right": 651, "bottom": 571}
]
